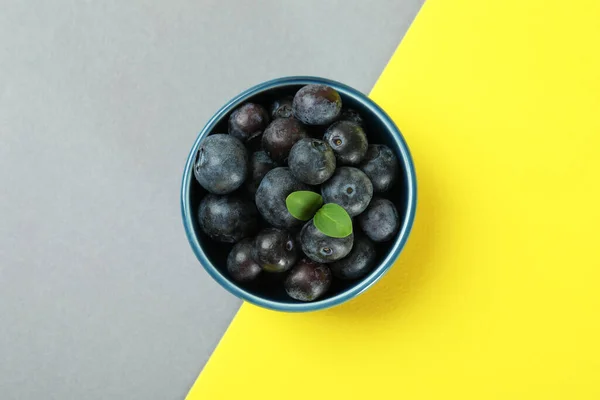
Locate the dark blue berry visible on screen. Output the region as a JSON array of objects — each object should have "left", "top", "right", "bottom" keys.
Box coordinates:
[
  {"left": 330, "top": 235, "right": 376, "bottom": 280},
  {"left": 228, "top": 103, "right": 269, "bottom": 142},
  {"left": 198, "top": 194, "right": 257, "bottom": 243},
  {"left": 359, "top": 145, "right": 400, "bottom": 193},
  {"left": 339, "top": 108, "right": 365, "bottom": 127},
  {"left": 262, "top": 118, "right": 308, "bottom": 163},
  {"left": 227, "top": 238, "right": 261, "bottom": 283},
  {"left": 284, "top": 258, "right": 332, "bottom": 301},
  {"left": 246, "top": 151, "right": 277, "bottom": 195},
  {"left": 269, "top": 97, "right": 293, "bottom": 119},
  {"left": 293, "top": 84, "right": 342, "bottom": 126},
  {"left": 255, "top": 167, "right": 310, "bottom": 229},
  {"left": 323, "top": 121, "right": 368, "bottom": 165},
  {"left": 358, "top": 197, "right": 400, "bottom": 242},
  {"left": 288, "top": 138, "right": 336, "bottom": 185},
  {"left": 194, "top": 134, "right": 248, "bottom": 194},
  {"left": 300, "top": 220, "right": 353, "bottom": 263},
  {"left": 253, "top": 228, "right": 298, "bottom": 273},
  {"left": 321, "top": 167, "right": 373, "bottom": 217}
]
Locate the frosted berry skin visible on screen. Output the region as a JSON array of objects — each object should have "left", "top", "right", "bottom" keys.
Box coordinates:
[
  {"left": 321, "top": 167, "right": 373, "bottom": 217},
  {"left": 255, "top": 167, "right": 310, "bottom": 229},
  {"left": 330, "top": 235, "right": 376, "bottom": 280},
  {"left": 253, "top": 228, "right": 298, "bottom": 273},
  {"left": 228, "top": 103, "right": 270, "bottom": 142},
  {"left": 198, "top": 194, "right": 258, "bottom": 243},
  {"left": 358, "top": 197, "right": 401, "bottom": 242},
  {"left": 227, "top": 238, "right": 261, "bottom": 283},
  {"left": 292, "top": 84, "right": 342, "bottom": 126},
  {"left": 300, "top": 220, "right": 354, "bottom": 263},
  {"left": 193, "top": 134, "right": 248, "bottom": 194},
  {"left": 284, "top": 259, "right": 332, "bottom": 302},
  {"left": 288, "top": 138, "right": 336, "bottom": 185},
  {"left": 359, "top": 144, "right": 400, "bottom": 193},
  {"left": 246, "top": 151, "right": 277, "bottom": 195},
  {"left": 323, "top": 120, "right": 368, "bottom": 165},
  {"left": 262, "top": 118, "right": 309, "bottom": 164}
]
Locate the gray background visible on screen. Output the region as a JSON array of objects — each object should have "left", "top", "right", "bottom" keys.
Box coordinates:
[{"left": 0, "top": 1, "right": 423, "bottom": 398}]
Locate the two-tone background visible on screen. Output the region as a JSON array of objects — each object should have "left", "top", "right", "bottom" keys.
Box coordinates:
[{"left": 0, "top": 1, "right": 424, "bottom": 398}]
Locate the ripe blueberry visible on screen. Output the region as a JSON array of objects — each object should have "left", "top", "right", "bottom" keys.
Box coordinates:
[
  {"left": 324, "top": 121, "right": 368, "bottom": 165},
  {"left": 269, "top": 96, "right": 294, "bottom": 119},
  {"left": 321, "top": 167, "right": 373, "bottom": 217},
  {"left": 255, "top": 167, "right": 310, "bottom": 229},
  {"left": 227, "top": 238, "right": 261, "bottom": 283},
  {"left": 330, "top": 235, "right": 376, "bottom": 280},
  {"left": 358, "top": 197, "right": 400, "bottom": 242},
  {"left": 246, "top": 151, "right": 277, "bottom": 195},
  {"left": 339, "top": 108, "right": 365, "bottom": 127},
  {"left": 288, "top": 138, "right": 336, "bottom": 185},
  {"left": 262, "top": 118, "right": 308, "bottom": 163},
  {"left": 198, "top": 194, "right": 258, "bottom": 243},
  {"left": 359, "top": 144, "right": 400, "bottom": 193},
  {"left": 284, "top": 259, "right": 332, "bottom": 301},
  {"left": 194, "top": 134, "right": 248, "bottom": 194},
  {"left": 292, "top": 84, "right": 342, "bottom": 126},
  {"left": 253, "top": 228, "right": 298, "bottom": 273},
  {"left": 228, "top": 103, "right": 269, "bottom": 142},
  {"left": 300, "top": 219, "right": 354, "bottom": 263}
]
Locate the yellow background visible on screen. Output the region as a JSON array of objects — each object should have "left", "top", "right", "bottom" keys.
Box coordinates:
[{"left": 188, "top": 0, "right": 600, "bottom": 398}]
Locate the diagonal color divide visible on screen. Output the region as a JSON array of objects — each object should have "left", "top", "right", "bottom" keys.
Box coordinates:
[{"left": 187, "top": 0, "right": 600, "bottom": 398}]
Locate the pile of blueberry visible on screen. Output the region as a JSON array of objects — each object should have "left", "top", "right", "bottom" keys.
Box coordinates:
[{"left": 194, "top": 84, "right": 401, "bottom": 302}]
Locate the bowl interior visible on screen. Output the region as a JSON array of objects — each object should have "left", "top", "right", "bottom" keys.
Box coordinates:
[{"left": 183, "top": 78, "right": 415, "bottom": 311}]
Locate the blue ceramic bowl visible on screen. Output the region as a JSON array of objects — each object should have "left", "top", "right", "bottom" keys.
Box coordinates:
[{"left": 181, "top": 76, "right": 416, "bottom": 312}]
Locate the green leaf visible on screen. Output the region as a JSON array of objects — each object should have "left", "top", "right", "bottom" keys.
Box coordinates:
[
  {"left": 314, "top": 203, "right": 353, "bottom": 238},
  {"left": 286, "top": 191, "right": 323, "bottom": 221}
]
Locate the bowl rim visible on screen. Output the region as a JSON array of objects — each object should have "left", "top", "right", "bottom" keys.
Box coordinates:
[{"left": 181, "top": 76, "right": 417, "bottom": 312}]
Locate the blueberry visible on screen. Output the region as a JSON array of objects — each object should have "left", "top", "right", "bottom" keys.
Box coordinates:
[
  {"left": 358, "top": 197, "right": 400, "bottom": 242},
  {"left": 255, "top": 167, "right": 310, "bottom": 229},
  {"left": 284, "top": 258, "right": 332, "bottom": 301},
  {"left": 227, "top": 238, "right": 261, "bottom": 283},
  {"left": 262, "top": 118, "right": 308, "bottom": 163},
  {"left": 339, "top": 108, "right": 365, "bottom": 127},
  {"left": 288, "top": 138, "right": 336, "bottom": 185},
  {"left": 330, "top": 235, "right": 376, "bottom": 280},
  {"left": 194, "top": 134, "right": 248, "bottom": 194},
  {"left": 246, "top": 151, "right": 277, "bottom": 195},
  {"left": 253, "top": 228, "right": 298, "bottom": 273},
  {"left": 323, "top": 121, "right": 368, "bottom": 165},
  {"left": 300, "top": 220, "right": 353, "bottom": 263},
  {"left": 198, "top": 194, "right": 258, "bottom": 243},
  {"left": 292, "top": 84, "right": 342, "bottom": 126},
  {"left": 321, "top": 167, "right": 373, "bottom": 217},
  {"left": 228, "top": 103, "right": 270, "bottom": 142},
  {"left": 359, "top": 145, "right": 400, "bottom": 193},
  {"left": 269, "top": 96, "right": 293, "bottom": 119}
]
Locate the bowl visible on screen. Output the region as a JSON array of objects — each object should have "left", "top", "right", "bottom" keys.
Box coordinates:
[{"left": 181, "top": 76, "right": 417, "bottom": 312}]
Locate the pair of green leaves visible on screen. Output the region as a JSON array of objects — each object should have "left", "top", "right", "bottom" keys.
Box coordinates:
[{"left": 285, "top": 191, "right": 352, "bottom": 238}]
